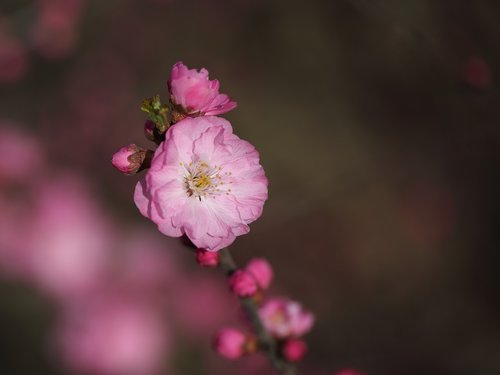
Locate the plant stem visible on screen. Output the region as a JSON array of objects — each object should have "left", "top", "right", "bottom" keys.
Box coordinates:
[{"left": 218, "top": 248, "right": 299, "bottom": 375}]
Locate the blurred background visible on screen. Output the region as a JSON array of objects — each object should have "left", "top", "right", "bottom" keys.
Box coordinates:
[{"left": 1, "top": 0, "right": 500, "bottom": 374}]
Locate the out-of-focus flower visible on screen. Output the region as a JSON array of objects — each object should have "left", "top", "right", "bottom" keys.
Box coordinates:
[
  {"left": 259, "top": 297, "right": 314, "bottom": 339},
  {"left": 28, "top": 176, "right": 113, "bottom": 299},
  {"left": 214, "top": 328, "right": 247, "bottom": 360},
  {"left": 0, "top": 124, "right": 44, "bottom": 182},
  {"left": 173, "top": 274, "right": 234, "bottom": 337},
  {"left": 0, "top": 32, "right": 29, "bottom": 84},
  {"left": 229, "top": 269, "right": 258, "bottom": 297},
  {"left": 112, "top": 144, "right": 148, "bottom": 175},
  {"left": 134, "top": 116, "right": 268, "bottom": 251},
  {"left": 463, "top": 56, "right": 492, "bottom": 89},
  {"left": 245, "top": 258, "right": 273, "bottom": 290},
  {"left": 116, "top": 228, "right": 179, "bottom": 294},
  {"left": 281, "top": 339, "right": 307, "bottom": 362},
  {"left": 168, "top": 62, "right": 237, "bottom": 116},
  {"left": 196, "top": 248, "right": 219, "bottom": 267},
  {"left": 30, "top": 0, "right": 85, "bottom": 59},
  {"left": 0, "top": 197, "right": 34, "bottom": 279},
  {"left": 55, "top": 297, "right": 169, "bottom": 375}
]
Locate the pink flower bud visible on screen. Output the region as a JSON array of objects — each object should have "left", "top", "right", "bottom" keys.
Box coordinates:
[
  {"left": 282, "top": 339, "right": 307, "bottom": 362},
  {"left": 213, "top": 328, "right": 246, "bottom": 360},
  {"left": 112, "top": 144, "right": 146, "bottom": 175},
  {"left": 144, "top": 120, "right": 156, "bottom": 142},
  {"left": 168, "top": 62, "right": 237, "bottom": 116},
  {"left": 229, "top": 270, "right": 258, "bottom": 297},
  {"left": 195, "top": 249, "right": 219, "bottom": 267},
  {"left": 245, "top": 258, "right": 273, "bottom": 290}
]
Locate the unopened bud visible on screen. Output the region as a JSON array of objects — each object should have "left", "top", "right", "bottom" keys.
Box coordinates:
[
  {"left": 195, "top": 249, "right": 219, "bottom": 267},
  {"left": 282, "top": 339, "right": 307, "bottom": 362},
  {"left": 111, "top": 144, "right": 148, "bottom": 175},
  {"left": 229, "top": 270, "right": 258, "bottom": 297},
  {"left": 213, "top": 328, "right": 247, "bottom": 360},
  {"left": 245, "top": 258, "right": 273, "bottom": 290},
  {"left": 144, "top": 120, "right": 156, "bottom": 141}
]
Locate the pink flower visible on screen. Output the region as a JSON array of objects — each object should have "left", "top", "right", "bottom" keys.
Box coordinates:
[
  {"left": 28, "top": 176, "right": 113, "bottom": 299},
  {"left": 245, "top": 258, "right": 273, "bottom": 290},
  {"left": 196, "top": 248, "right": 219, "bottom": 267},
  {"left": 0, "top": 124, "right": 44, "bottom": 182},
  {"left": 0, "top": 33, "right": 29, "bottom": 84},
  {"left": 259, "top": 297, "right": 314, "bottom": 339},
  {"left": 55, "top": 298, "right": 168, "bottom": 375},
  {"left": 168, "top": 62, "right": 237, "bottom": 116},
  {"left": 112, "top": 144, "right": 147, "bottom": 175},
  {"left": 229, "top": 269, "right": 258, "bottom": 297},
  {"left": 282, "top": 339, "right": 307, "bottom": 362},
  {"left": 214, "top": 328, "right": 247, "bottom": 360},
  {"left": 134, "top": 116, "right": 268, "bottom": 251}
]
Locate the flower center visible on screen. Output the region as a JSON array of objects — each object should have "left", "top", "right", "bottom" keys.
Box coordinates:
[
  {"left": 270, "top": 310, "right": 286, "bottom": 325},
  {"left": 181, "top": 160, "right": 231, "bottom": 200}
]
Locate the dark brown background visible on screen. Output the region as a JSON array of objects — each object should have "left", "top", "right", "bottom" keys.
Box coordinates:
[{"left": 1, "top": 0, "right": 500, "bottom": 374}]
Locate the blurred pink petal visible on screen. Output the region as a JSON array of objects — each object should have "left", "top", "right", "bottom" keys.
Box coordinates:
[
  {"left": 0, "top": 124, "right": 44, "bottom": 183},
  {"left": 55, "top": 297, "right": 169, "bottom": 375},
  {"left": 28, "top": 175, "right": 114, "bottom": 299},
  {"left": 31, "top": 0, "right": 85, "bottom": 59},
  {"left": 0, "top": 33, "right": 28, "bottom": 84},
  {"left": 259, "top": 297, "right": 314, "bottom": 339},
  {"left": 173, "top": 274, "right": 234, "bottom": 337},
  {"left": 214, "top": 328, "right": 247, "bottom": 360}
]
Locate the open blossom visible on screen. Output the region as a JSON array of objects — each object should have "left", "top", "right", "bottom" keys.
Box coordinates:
[
  {"left": 259, "top": 297, "right": 314, "bottom": 339},
  {"left": 168, "top": 62, "right": 237, "bottom": 116},
  {"left": 134, "top": 116, "right": 268, "bottom": 251}
]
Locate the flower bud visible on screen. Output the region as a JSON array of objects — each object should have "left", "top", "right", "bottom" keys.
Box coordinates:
[
  {"left": 111, "top": 144, "right": 147, "bottom": 175},
  {"left": 195, "top": 249, "right": 219, "bottom": 267},
  {"left": 245, "top": 258, "right": 273, "bottom": 290},
  {"left": 228, "top": 270, "right": 258, "bottom": 297},
  {"left": 144, "top": 120, "right": 156, "bottom": 142},
  {"left": 213, "top": 328, "right": 246, "bottom": 360},
  {"left": 282, "top": 339, "right": 307, "bottom": 362}
]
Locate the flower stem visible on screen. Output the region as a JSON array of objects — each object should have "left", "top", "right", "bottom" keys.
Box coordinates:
[{"left": 218, "top": 248, "right": 299, "bottom": 375}]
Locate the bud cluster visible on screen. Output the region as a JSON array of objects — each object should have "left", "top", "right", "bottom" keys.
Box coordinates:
[
  {"left": 112, "top": 61, "right": 237, "bottom": 176},
  {"left": 207, "top": 256, "right": 314, "bottom": 364}
]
